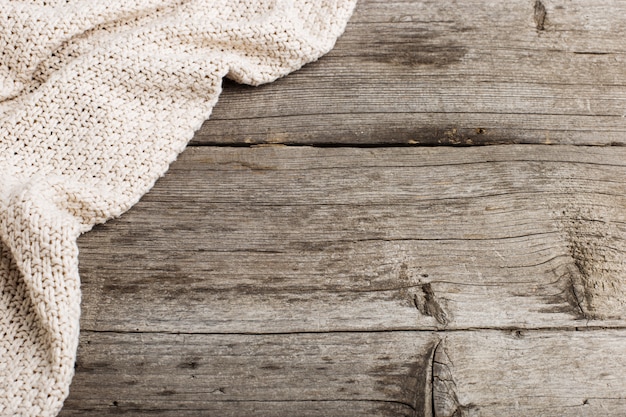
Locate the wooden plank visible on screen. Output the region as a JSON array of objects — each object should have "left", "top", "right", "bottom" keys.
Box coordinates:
[
  {"left": 194, "top": 0, "right": 626, "bottom": 146},
  {"left": 76, "top": 145, "right": 626, "bottom": 334},
  {"left": 61, "top": 331, "right": 438, "bottom": 417},
  {"left": 59, "top": 330, "right": 626, "bottom": 416},
  {"left": 434, "top": 329, "right": 626, "bottom": 416}
]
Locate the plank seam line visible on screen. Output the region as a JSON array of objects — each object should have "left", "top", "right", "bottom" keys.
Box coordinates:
[
  {"left": 79, "top": 326, "right": 626, "bottom": 336},
  {"left": 190, "top": 141, "right": 626, "bottom": 148},
  {"left": 175, "top": 153, "right": 626, "bottom": 170},
  {"left": 66, "top": 399, "right": 416, "bottom": 407},
  {"left": 206, "top": 110, "right": 625, "bottom": 122}
]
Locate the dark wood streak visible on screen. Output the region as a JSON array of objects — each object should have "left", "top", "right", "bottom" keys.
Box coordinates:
[{"left": 195, "top": 0, "right": 626, "bottom": 146}]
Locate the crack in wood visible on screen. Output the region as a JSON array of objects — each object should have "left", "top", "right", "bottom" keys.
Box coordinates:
[
  {"left": 429, "top": 340, "right": 441, "bottom": 417},
  {"left": 567, "top": 263, "right": 592, "bottom": 321},
  {"left": 534, "top": 0, "right": 547, "bottom": 31},
  {"left": 413, "top": 283, "right": 449, "bottom": 326},
  {"left": 567, "top": 233, "right": 601, "bottom": 320},
  {"left": 573, "top": 51, "right": 611, "bottom": 55},
  {"left": 405, "top": 340, "right": 439, "bottom": 417},
  {"left": 431, "top": 340, "right": 477, "bottom": 417}
]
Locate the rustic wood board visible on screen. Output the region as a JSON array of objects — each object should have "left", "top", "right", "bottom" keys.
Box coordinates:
[
  {"left": 77, "top": 145, "right": 626, "bottom": 333},
  {"left": 61, "top": 331, "right": 437, "bottom": 417},
  {"left": 195, "top": 0, "right": 626, "bottom": 146},
  {"left": 60, "top": 145, "right": 626, "bottom": 415},
  {"left": 60, "top": 330, "right": 626, "bottom": 416},
  {"left": 435, "top": 329, "right": 626, "bottom": 416}
]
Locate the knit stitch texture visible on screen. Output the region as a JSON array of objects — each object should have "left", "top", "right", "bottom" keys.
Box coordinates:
[{"left": 0, "top": 1, "right": 357, "bottom": 415}]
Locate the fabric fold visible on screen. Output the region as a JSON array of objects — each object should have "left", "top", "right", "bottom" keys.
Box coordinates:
[
  {"left": 0, "top": 1, "right": 357, "bottom": 415},
  {"left": 0, "top": 177, "right": 81, "bottom": 416},
  {"left": 0, "top": 0, "right": 186, "bottom": 100}
]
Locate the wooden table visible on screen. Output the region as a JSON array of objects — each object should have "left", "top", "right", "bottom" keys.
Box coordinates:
[{"left": 60, "top": 1, "right": 626, "bottom": 416}]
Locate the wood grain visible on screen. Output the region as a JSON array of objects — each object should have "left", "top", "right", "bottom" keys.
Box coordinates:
[
  {"left": 58, "top": 1, "right": 626, "bottom": 414},
  {"left": 61, "top": 331, "right": 437, "bottom": 417},
  {"left": 77, "top": 145, "right": 626, "bottom": 334},
  {"left": 60, "top": 330, "right": 626, "bottom": 416},
  {"left": 433, "top": 329, "right": 626, "bottom": 416},
  {"left": 195, "top": 0, "right": 626, "bottom": 146},
  {"left": 60, "top": 145, "right": 626, "bottom": 415}
]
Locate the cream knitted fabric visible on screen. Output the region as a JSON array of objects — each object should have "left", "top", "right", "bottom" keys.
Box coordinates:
[{"left": 0, "top": 1, "right": 357, "bottom": 415}]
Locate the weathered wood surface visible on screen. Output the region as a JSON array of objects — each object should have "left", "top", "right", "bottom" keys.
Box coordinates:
[
  {"left": 62, "top": 331, "right": 435, "bottom": 417},
  {"left": 195, "top": 0, "right": 626, "bottom": 146},
  {"left": 60, "top": 330, "right": 626, "bottom": 417},
  {"left": 59, "top": 0, "right": 626, "bottom": 414},
  {"left": 60, "top": 146, "right": 626, "bottom": 416},
  {"left": 77, "top": 146, "right": 626, "bottom": 332}
]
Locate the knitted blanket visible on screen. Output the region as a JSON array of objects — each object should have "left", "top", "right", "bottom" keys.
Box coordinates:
[{"left": 0, "top": 1, "right": 356, "bottom": 415}]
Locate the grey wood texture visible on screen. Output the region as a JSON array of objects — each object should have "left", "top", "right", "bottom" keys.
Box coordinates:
[
  {"left": 195, "top": 0, "right": 626, "bottom": 146},
  {"left": 60, "top": 330, "right": 626, "bottom": 417},
  {"left": 58, "top": 0, "right": 626, "bottom": 415},
  {"left": 60, "top": 146, "right": 626, "bottom": 416}
]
